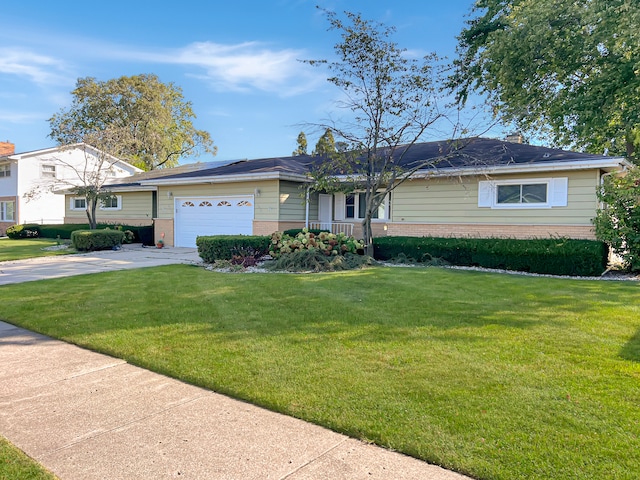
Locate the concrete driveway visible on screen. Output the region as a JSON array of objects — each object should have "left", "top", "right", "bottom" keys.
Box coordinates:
[{"left": 0, "top": 245, "right": 202, "bottom": 285}]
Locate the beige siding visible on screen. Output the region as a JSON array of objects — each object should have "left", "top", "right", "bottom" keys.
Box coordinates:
[
  {"left": 65, "top": 191, "right": 154, "bottom": 223},
  {"left": 392, "top": 170, "right": 600, "bottom": 226},
  {"left": 279, "top": 181, "right": 309, "bottom": 221},
  {"left": 156, "top": 180, "right": 279, "bottom": 221}
]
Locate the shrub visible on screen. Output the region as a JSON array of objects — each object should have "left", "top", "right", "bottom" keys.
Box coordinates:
[
  {"left": 269, "top": 229, "right": 364, "bottom": 259},
  {"left": 283, "top": 228, "right": 330, "bottom": 237},
  {"left": 6, "top": 224, "right": 41, "bottom": 239},
  {"left": 38, "top": 223, "right": 153, "bottom": 244},
  {"left": 265, "top": 250, "right": 376, "bottom": 272},
  {"left": 71, "top": 229, "right": 125, "bottom": 251},
  {"left": 373, "top": 236, "right": 609, "bottom": 277},
  {"left": 594, "top": 166, "right": 640, "bottom": 271},
  {"left": 196, "top": 235, "right": 271, "bottom": 263}
]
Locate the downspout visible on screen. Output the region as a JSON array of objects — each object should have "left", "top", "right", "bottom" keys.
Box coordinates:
[{"left": 599, "top": 165, "right": 627, "bottom": 209}]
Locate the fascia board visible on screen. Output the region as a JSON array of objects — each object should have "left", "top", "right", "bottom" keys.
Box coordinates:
[{"left": 140, "top": 172, "right": 311, "bottom": 186}]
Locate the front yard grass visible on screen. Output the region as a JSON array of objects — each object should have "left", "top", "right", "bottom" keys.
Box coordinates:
[
  {"left": 0, "top": 238, "right": 73, "bottom": 262},
  {"left": 0, "top": 436, "right": 57, "bottom": 480},
  {"left": 1, "top": 265, "right": 639, "bottom": 480}
]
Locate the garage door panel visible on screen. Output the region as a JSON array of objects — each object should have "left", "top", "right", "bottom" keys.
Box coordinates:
[{"left": 175, "top": 196, "right": 254, "bottom": 247}]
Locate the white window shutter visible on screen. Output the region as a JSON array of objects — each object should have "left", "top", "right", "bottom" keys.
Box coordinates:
[
  {"left": 478, "top": 181, "right": 494, "bottom": 207},
  {"left": 550, "top": 177, "right": 568, "bottom": 207},
  {"left": 334, "top": 192, "right": 346, "bottom": 220}
]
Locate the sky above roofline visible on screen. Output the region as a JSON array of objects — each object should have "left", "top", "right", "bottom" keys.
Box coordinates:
[{"left": 1, "top": 1, "right": 508, "bottom": 163}]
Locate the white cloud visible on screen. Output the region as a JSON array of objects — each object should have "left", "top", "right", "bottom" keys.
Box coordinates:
[
  {"left": 0, "top": 48, "right": 71, "bottom": 86},
  {"left": 128, "top": 41, "right": 325, "bottom": 96}
]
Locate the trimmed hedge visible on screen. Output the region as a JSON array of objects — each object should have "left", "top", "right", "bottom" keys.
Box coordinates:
[
  {"left": 6, "top": 224, "right": 41, "bottom": 239},
  {"left": 5, "top": 223, "right": 154, "bottom": 245},
  {"left": 196, "top": 235, "right": 271, "bottom": 263},
  {"left": 373, "top": 236, "right": 609, "bottom": 277},
  {"left": 71, "top": 229, "right": 125, "bottom": 251}
]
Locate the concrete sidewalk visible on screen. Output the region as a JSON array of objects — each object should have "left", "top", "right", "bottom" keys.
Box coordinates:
[
  {"left": 0, "top": 245, "right": 202, "bottom": 285},
  {"left": 0, "top": 246, "right": 472, "bottom": 479},
  {"left": 0, "top": 322, "right": 470, "bottom": 480}
]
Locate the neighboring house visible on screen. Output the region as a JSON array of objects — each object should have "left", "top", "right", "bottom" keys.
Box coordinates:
[
  {"left": 0, "top": 143, "right": 141, "bottom": 236},
  {"left": 63, "top": 137, "right": 632, "bottom": 248}
]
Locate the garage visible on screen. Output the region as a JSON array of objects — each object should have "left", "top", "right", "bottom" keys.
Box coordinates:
[{"left": 174, "top": 196, "right": 254, "bottom": 248}]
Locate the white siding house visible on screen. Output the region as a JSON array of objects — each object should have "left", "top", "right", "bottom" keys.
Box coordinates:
[{"left": 0, "top": 143, "right": 140, "bottom": 235}]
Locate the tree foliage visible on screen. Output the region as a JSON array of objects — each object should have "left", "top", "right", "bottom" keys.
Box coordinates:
[
  {"left": 450, "top": 0, "right": 640, "bottom": 161},
  {"left": 305, "top": 9, "right": 444, "bottom": 255},
  {"left": 292, "top": 131, "right": 308, "bottom": 156},
  {"left": 49, "top": 74, "right": 216, "bottom": 170},
  {"left": 312, "top": 128, "right": 337, "bottom": 156},
  {"left": 594, "top": 167, "right": 640, "bottom": 271}
]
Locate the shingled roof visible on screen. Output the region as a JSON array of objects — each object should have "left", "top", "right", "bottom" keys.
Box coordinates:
[{"left": 105, "top": 137, "right": 626, "bottom": 188}]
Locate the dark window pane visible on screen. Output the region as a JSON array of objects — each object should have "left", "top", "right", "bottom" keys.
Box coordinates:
[
  {"left": 497, "top": 185, "right": 521, "bottom": 204},
  {"left": 522, "top": 184, "right": 547, "bottom": 203}
]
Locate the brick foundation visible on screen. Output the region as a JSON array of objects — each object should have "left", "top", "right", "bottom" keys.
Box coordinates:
[{"left": 385, "top": 223, "right": 596, "bottom": 240}]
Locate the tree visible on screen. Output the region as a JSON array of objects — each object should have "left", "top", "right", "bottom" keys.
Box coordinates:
[
  {"left": 304, "top": 9, "right": 446, "bottom": 255},
  {"left": 292, "top": 131, "right": 308, "bottom": 156},
  {"left": 594, "top": 167, "right": 640, "bottom": 271},
  {"left": 449, "top": 0, "right": 640, "bottom": 161},
  {"left": 23, "top": 132, "right": 130, "bottom": 229},
  {"left": 49, "top": 74, "right": 216, "bottom": 170},
  {"left": 312, "top": 128, "right": 337, "bottom": 156}
]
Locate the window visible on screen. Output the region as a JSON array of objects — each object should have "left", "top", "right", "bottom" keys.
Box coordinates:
[
  {"left": 478, "top": 178, "right": 568, "bottom": 209},
  {"left": 336, "top": 192, "right": 389, "bottom": 220},
  {"left": 0, "top": 201, "right": 15, "bottom": 221},
  {"left": 100, "top": 195, "right": 121, "bottom": 210},
  {"left": 0, "top": 164, "right": 10, "bottom": 177},
  {"left": 497, "top": 183, "right": 547, "bottom": 204},
  {"left": 41, "top": 164, "right": 56, "bottom": 178},
  {"left": 70, "top": 197, "right": 86, "bottom": 210}
]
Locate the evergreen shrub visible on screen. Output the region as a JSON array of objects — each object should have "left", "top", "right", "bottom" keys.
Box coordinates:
[
  {"left": 196, "top": 235, "right": 271, "bottom": 263},
  {"left": 71, "top": 229, "right": 125, "bottom": 251},
  {"left": 6, "top": 224, "right": 41, "bottom": 239},
  {"left": 373, "top": 236, "right": 609, "bottom": 276}
]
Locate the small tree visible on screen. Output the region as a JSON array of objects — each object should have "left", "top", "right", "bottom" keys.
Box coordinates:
[
  {"left": 24, "top": 128, "right": 131, "bottom": 229},
  {"left": 304, "top": 9, "right": 452, "bottom": 255},
  {"left": 292, "top": 131, "right": 308, "bottom": 156},
  {"left": 594, "top": 167, "right": 640, "bottom": 271}
]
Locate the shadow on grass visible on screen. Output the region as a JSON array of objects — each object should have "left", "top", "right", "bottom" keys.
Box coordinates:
[{"left": 620, "top": 328, "right": 640, "bottom": 362}]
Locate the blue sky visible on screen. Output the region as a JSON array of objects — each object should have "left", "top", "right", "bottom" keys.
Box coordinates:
[{"left": 0, "top": 0, "right": 499, "bottom": 163}]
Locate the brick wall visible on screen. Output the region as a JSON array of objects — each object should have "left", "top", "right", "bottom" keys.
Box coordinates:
[
  {"left": 385, "top": 223, "right": 596, "bottom": 240},
  {"left": 154, "top": 219, "right": 174, "bottom": 246}
]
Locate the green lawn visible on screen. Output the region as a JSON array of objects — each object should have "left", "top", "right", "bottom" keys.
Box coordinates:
[
  {"left": 0, "top": 437, "right": 57, "bottom": 480},
  {"left": 0, "top": 238, "right": 74, "bottom": 262},
  {"left": 1, "top": 265, "right": 639, "bottom": 480}
]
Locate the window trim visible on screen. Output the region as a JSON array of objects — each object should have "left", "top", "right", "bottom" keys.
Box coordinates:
[
  {"left": 335, "top": 192, "right": 390, "bottom": 221},
  {"left": 478, "top": 177, "right": 568, "bottom": 209},
  {"left": 70, "top": 197, "right": 87, "bottom": 211},
  {"left": 0, "top": 163, "right": 10, "bottom": 177},
  {"left": 41, "top": 164, "right": 57, "bottom": 179},
  {"left": 100, "top": 195, "right": 122, "bottom": 211},
  {"left": 0, "top": 201, "right": 15, "bottom": 221}
]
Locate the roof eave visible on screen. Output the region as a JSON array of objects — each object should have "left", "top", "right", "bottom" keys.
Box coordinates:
[
  {"left": 140, "top": 171, "right": 311, "bottom": 186},
  {"left": 412, "top": 157, "right": 631, "bottom": 178}
]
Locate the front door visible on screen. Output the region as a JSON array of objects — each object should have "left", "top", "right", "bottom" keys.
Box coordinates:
[{"left": 318, "top": 194, "right": 332, "bottom": 230}]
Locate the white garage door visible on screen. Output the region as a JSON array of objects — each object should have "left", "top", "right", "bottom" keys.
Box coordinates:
[{"left": 174, "top": 196, "right": 254, "bottom": 248}]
